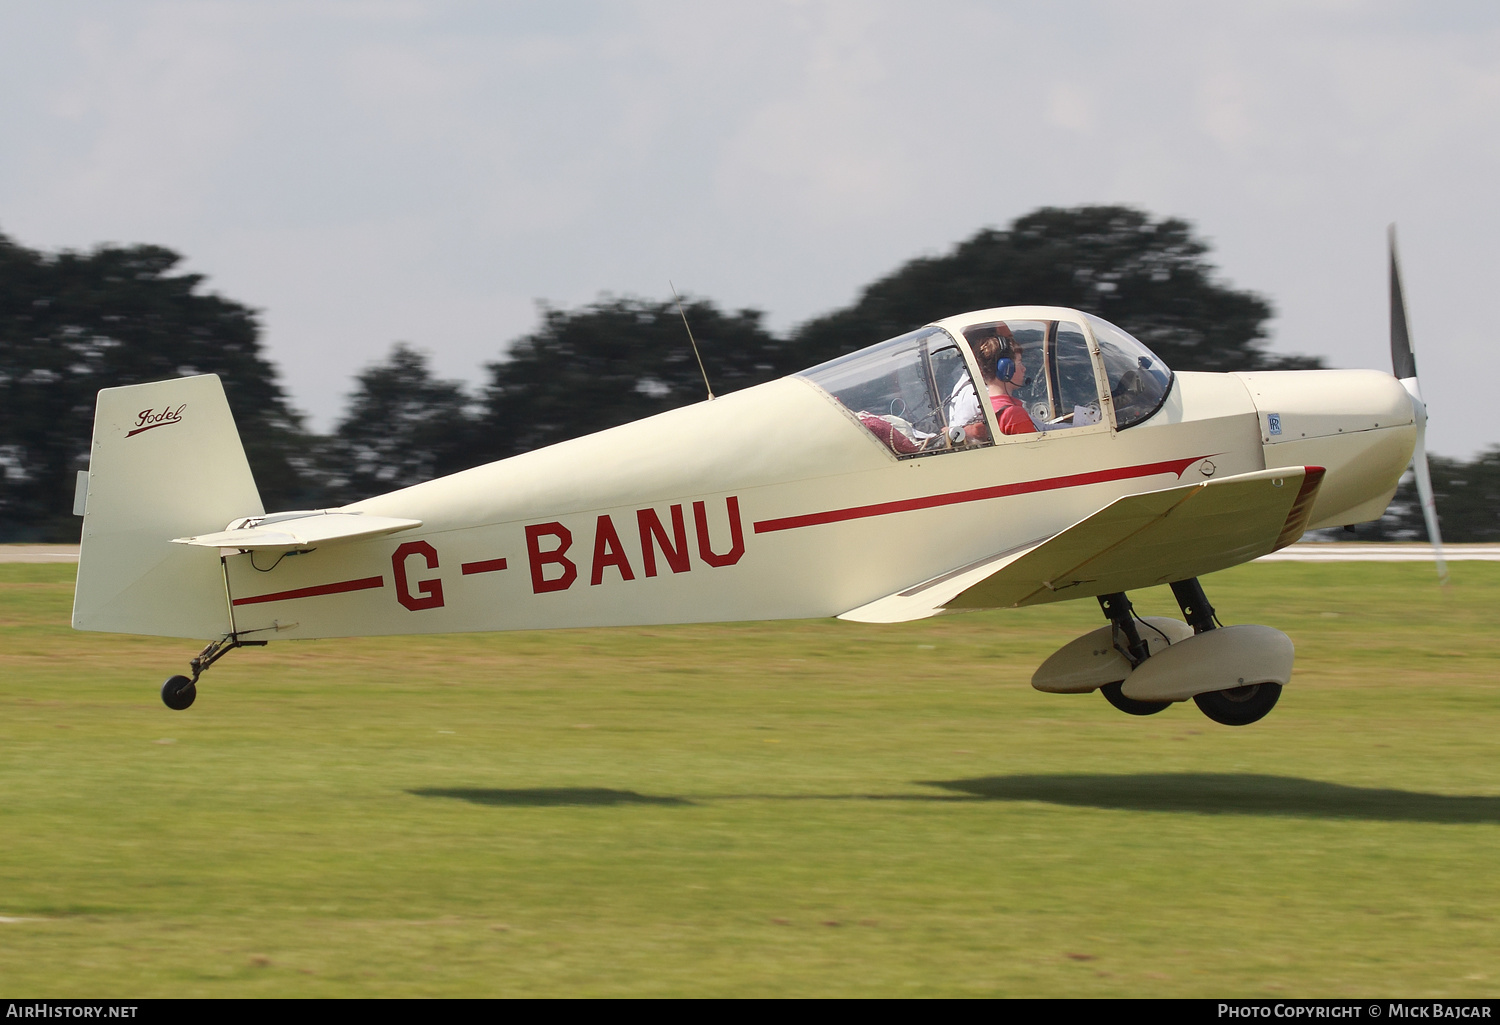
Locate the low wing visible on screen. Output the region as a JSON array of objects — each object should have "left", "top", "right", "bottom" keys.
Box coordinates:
[
  {"left": 172, "top": 511, "right": 423, "bottom": 550},
  {"left": 840, "top": 465, "right": 1324, "bottom": 624}
]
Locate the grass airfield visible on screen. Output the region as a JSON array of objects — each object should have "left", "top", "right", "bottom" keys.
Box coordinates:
[{"left": 1, "top": 560, "right": 1497, "bottom": 997}]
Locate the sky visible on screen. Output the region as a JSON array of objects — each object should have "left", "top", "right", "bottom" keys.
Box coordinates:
[{"left": 2, "top": 1, "right": 1497, "bottom": 458}]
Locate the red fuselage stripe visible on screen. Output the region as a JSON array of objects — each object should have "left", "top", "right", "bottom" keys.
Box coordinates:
[
  {"left": 232, "top": 575, "right": 385, "bottom": 606},
  {"left": 461, "top": 557, "right": 509, "bottom": 575},
  {"left": 751, "top": 456, "right": 1203, "bottom": 534}
]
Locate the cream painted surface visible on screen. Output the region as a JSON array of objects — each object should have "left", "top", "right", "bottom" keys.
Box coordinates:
[
  {"left": 837, "top": 544, "right": 1038, "bottom": 625},
  {"left": 1317, "top": 488, "right": 1402, "bottom": 531},
  {"left": 1236, "top": 369, "right": 1416, "bottom": 528},
  {"left": 343, "top": 378, "right": 890, "bottom": 532},
  {"left": 1153, "top": 372, "right": 1261, "bottom": 444},
  {"left": 72, "top": 307, "right": 1421, "bottom": 645},
  {"left": 224, "top": 374, "right": 1274, "bottom": 641},
  {"left": 1030, "top": 617, "right": 1194, "bottom": 694},
  {"left": 174, "top": 512, "right": 423, "bottom": 549},
  {"left": 1258, "top": 430, "right": 1413, "bottom": 529},
  {"left": 839, "top": 374, "right": 1269, "bottom": 625},
  {"left": 73, "top": 376, "right": 262, "bottom": 638},
  {"left": 1120, "top": 625, "right": 1294, "bottom": 702},
  {"left": 1237, "top": 369, "right": 1415, "bottom": 445},
  {"left": 844, "top": 466, "right": 1315, "bottom": 623}
]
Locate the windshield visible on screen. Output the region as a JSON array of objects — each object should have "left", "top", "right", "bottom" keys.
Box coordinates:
[
  {"left": 799, "top": 327, "right": 993, "bottom": 458},
  {"left": 1084, "top": 313, "right": 1173, "bottom": 429}
]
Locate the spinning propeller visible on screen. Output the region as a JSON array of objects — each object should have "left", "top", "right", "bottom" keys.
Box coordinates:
[{"left": 1388, "top": 225, "right": 1449, "bottom": 585}]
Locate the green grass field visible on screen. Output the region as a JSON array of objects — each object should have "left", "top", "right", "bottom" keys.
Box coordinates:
[{"left": 1, "top": 560, "right": 1497, "bottom": 997}]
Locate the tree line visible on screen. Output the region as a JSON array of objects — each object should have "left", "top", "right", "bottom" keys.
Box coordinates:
[{"left": 2, "top": 206, "right": 1493, "bottom": 542}]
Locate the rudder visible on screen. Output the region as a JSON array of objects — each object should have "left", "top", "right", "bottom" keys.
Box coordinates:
[{"left": 73, "top": 375, "right": 263, "bottom": 638}]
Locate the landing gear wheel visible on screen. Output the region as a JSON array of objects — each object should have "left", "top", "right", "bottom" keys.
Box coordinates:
[
  {"left": 1193, "top": 682, "right": 1281, "bottom": 726},
  {"left": 161, "top": 674, "right": 197, "bottom": 711},
  {"left": 1100, "top": 681, "right": 1170, "bottom": 717}
]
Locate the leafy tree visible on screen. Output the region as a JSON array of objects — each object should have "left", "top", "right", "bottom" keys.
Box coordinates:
[
  {"left": 1417, "top": 448, "right": 1500, "bottom": 542},
  {"left": 1336, "top": 448, "right": 1500, "bottom": 542},
  {"left": 0, "top": 207, "right": 1329, "bottom": 539},
  {"left": 474, "top": 208, "right": 1318, "bottom": 466},
  {"left": 321, "top": 343, "right": 479, "bottom": 503},
  {"left": 790, "top": 206, "right": 1321, "bottom": 373},
  {"left": 477, "top": 297, "right": 789, "bottom": 459},
  {"left": 0, "top": 231, "right": 317, "bottom": 540}
]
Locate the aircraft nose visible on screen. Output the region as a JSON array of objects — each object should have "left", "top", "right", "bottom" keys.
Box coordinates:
[{"left": 1233, "top": 369, "right": 1417, "bottom": 530}]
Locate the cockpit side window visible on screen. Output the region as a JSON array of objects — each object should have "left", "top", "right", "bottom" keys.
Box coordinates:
[
  {"left": 1084, "top": 314, "right": 1174, "bottom": 429},
  {"left": 799, "top": 327, "right": 994, "bottom": 458},
  {"left": 962, "top": 319, "right": 1101, "bottom": 432},
  {"left": 995, "top": 322, "right": 1049, "bottom": 426},
  {"left": 1051, "top": 321, "right": 1104, "bottom": 428}
]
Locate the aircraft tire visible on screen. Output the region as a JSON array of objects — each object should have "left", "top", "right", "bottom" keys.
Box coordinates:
[
  {"left": 1193, "top": 682, "right": 1281, "bottom": 726},
  {"left": 1100, "top": 681, "right": 1170, "bottom": 717},
  {"left": 161, "top": 675, "right": 197, "bottom": 711}
]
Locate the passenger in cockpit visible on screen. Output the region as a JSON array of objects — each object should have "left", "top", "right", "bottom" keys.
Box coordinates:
[{"left": 958, "top": 325, "right": 1038, "bottom": 436}]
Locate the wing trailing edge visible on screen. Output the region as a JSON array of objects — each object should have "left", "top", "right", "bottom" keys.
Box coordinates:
[{"left": 839, "top": 465, "right": 1324, "bottom": 624}]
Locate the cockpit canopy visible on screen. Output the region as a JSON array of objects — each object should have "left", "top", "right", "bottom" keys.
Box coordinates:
[
  {"left": 796, "top": 326, "right": 989, "bottom": 457},
  {"left": 798, "top": 307, "right": 1173, "bottom": 458}
]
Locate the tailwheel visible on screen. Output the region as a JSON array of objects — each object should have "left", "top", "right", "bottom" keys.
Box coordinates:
[
  {"left": 157, "top": 633, "right": 268, "bottom": 710},
  {"left": 1100, "top": 681, "right": 1170, "bottom": 717},
  {"left": 1193, "top": 682, "right": 1281, "bottom": 727},
  {"left": 161, "top": 674, "right": 197, "bottom": 711}
]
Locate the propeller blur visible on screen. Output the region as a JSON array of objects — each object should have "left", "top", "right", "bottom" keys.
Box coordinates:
[{"left": 1389, "top": 225, "right": 1450, "bottom": 586}]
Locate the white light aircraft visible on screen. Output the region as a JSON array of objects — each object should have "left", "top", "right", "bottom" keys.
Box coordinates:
[{"left": 70, "top": 236, "right": 1441, "bottom": 726}]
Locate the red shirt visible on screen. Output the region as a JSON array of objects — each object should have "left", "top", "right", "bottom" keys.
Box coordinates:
[{"left": 991, "top": 393, "right": 1037, "bottom": 435}]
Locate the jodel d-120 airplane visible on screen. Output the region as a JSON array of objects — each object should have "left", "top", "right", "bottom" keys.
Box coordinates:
[{"left": 69, "top": 236, "right": 1441, "bottom": 726}]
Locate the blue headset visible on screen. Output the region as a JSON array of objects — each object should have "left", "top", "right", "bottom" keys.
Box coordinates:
[{"left": 995, "top": 335, "right": 1017, "bottom": 382}]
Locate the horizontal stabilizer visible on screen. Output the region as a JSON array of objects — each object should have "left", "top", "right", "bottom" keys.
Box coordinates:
[
  {"left": 173, "top": 511, "right": 422, "bottom": 549},
  {"left": 840, "top": 465, "right": 1324, "bottom": 623}
]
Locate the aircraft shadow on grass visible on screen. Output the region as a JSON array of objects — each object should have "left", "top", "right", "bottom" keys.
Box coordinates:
[
  {"left": 410, "top": 787, "right": 694, "bottom": 807},
  {"left": 921, "top": 774, "right": 1500, "bottom": 824},
  {"left": 412, "top": 774, "right": 1500, "bottom": 823}
]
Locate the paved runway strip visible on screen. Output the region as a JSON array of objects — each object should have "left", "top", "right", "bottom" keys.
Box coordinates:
[
  {"left": 4, "top": 543, "right": 1497, "bottom": 563},
  {"left": 1254, "top": 543, "right": 1500, "bottom": 562},
  {"left": 0, "top": 545, "right": 82, "bottom": 562}
]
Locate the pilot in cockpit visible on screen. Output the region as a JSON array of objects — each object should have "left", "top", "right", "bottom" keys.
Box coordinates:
[{"left": 950, "top": 324, "right": 1039, "bottom": 436}]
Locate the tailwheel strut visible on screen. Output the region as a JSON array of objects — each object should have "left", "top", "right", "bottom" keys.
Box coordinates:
[{"left": 160, "top": 634, "right": 267, "bottom": 711}]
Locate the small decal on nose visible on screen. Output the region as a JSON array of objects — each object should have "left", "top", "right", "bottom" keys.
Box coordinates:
[{"left": 1267, "top": 413, "right": 1282, "bottom": 436}]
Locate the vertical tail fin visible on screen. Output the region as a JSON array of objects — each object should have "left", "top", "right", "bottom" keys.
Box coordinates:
[{"left": 73, "top": 375, "right": 264, "bottom": 638}]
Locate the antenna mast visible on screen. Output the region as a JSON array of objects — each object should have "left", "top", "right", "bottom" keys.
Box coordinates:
[{"left": 670, "top": 281, "right": 714, "bottom": 401}]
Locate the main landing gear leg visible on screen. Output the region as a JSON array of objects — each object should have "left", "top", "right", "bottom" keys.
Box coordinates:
[
  {"left": 160, "top": 634, "right": 267, "bottom": 711},
  {"left": 1095, "top": 592, "right": 1170, "bottom": 717},
  {"left": 1169, "top": 578, "right": 1218, "bottom": 634},
  {"left": 1169, "top": 576, "right": 1282, "bottom": 726}
]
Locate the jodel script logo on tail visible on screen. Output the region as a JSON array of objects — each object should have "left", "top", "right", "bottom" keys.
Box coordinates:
[{"left": 125, "top": 404, "right": 186, "bottom": 438}]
